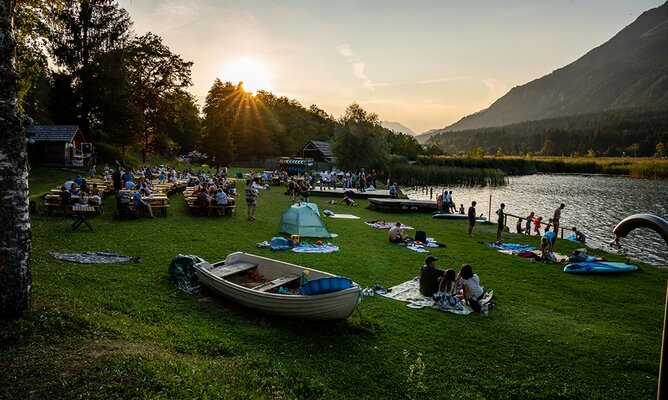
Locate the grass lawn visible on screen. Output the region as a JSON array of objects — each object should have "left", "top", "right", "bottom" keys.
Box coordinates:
[{"left": 1, "top": 166, "right": 666, "bottom": 399}]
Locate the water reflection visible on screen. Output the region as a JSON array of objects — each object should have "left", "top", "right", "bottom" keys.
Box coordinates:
[{"left": 404, "top": 174, "right": 668, "bottom": 267}]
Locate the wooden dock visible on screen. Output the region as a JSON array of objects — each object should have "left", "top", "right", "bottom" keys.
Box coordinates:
[
  {"left": 368, "top": 198, "right": 439, "bottom": 212},
  {"left": 308, "top": 187, "right": 394, "bottom": 199}
]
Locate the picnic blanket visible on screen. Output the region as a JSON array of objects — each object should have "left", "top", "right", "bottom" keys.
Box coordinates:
[
  {"left": 366, "top": 221, "right": 414, "bottom": 230},
  {"left": 50, "top": 251, "right": 140, "bottom": 264},
  {"left": 381, "top": 277, "right": 494, "bottom": 315},
  {"left": 292, "top": 242, "right": 340, "bottom": 253}
]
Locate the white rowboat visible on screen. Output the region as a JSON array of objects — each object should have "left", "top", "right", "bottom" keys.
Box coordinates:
[{"left": 194, "top": 252, "right": 361, "bottom": 320}]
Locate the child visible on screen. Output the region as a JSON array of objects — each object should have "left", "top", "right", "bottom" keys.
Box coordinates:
[
  {"left": 437, "top": 269, "right": 457, "bottom": 296},
  {"left": 457, "top": 264, "right": 485, "bottom": 312},
  {"left": 516, "top": 218, "right": 523, "bottom": 233},
  {"left": 534, "top": 216, "right": 543, "bottom": 235},
  {"left": 433, "top": 269, "right": 463, "bottom": 311}
]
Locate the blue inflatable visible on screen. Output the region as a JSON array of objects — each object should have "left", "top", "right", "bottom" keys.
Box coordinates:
[
  {"left": 564, "top": 261, "right": 638, "bottom": 274},
  {"left": 300, "top": 276, "right": 353, "bottom": 295}
]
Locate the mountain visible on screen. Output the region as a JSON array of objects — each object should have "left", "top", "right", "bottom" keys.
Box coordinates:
[
  {"left": 381, "top": 121, "right": 416, "bottom": 136},
  {"left": 415, "top": 128, "right": 441, "bottom": 144},
  {"left": 438, "top": 2, "right": 668, "bottom": 133}
]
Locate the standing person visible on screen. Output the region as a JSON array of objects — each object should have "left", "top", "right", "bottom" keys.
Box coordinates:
[
  {"left": 448, "top": 191, "right": 456, "bottom": 213},
  {"left": 358, "top": 168, "right": 366, "bottom": 192},
  {"left": 553, "top": 203, "right": 565, "bottom": 234},
  {"left": 112, "top": 169, "right": 122, "bottom": 193},
  {"left": 299, "top": 181, "right": 310, "bottom": 203},
  {"left": 495, "top": 203, "right": 506, "bottom": 241},
  {"left": 525, "top": 212, "right": 535, "bottom": 235},
  {"left": 467, "top": 201, "right": 477, "bottom": 236},
  {"left": 245, "top": 179, "right": 258, "bottom": 221},
  {"left": 287, "top": 178, "right": 298, "bottom": 202},
  {"left": 534, "top": 216, "right": 543, "bottom": 235}
]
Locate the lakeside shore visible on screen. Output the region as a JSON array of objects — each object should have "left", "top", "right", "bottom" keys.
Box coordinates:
[{"left": 1, "top": 166, "right": 666, "bottom": 399}]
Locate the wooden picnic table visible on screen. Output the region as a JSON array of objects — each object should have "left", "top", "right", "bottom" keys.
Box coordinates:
[{"left": 71, "top": 205, "right": 96, "bottom": 231}]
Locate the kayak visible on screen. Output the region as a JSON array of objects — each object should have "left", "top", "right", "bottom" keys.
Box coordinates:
[
  {"left": 564, "top": 261, "right": 638, "bottom": 274},
  {"left": 433, "top": 213, "right": 487, "bottom": 221}
]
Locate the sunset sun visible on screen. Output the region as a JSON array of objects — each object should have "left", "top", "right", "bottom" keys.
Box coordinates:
[{"left": 220, "top": 56, "right": 273, "bottom": 93}]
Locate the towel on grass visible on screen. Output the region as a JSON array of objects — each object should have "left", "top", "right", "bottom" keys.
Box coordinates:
[
  {"left": 366, "top": 221, "right": 414, "bottom": 230},
  {"left": 50, "top": 251, "right": 139, "bottom": 264},
  {"left": 328, "top": 213, "right": 360, "bottom": 219},
  {"left": 292, "top": 242, "right": 340, "bottom": 253},
  {"left": 488, "top": 243, "right": 534, "bottom": 251},
  {"left": 380, "top": 277, "right": 494, "bottom": 315}
]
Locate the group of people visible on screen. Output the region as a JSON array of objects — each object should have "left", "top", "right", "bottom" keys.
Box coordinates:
[
  {"left": 59, "top": 175, "right": 103, "bottom": 206},
  {"left": 419, "top": 256, "right": 486, "bottom": 312}
]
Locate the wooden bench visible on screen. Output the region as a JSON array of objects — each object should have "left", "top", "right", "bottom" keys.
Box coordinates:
[
  {"left": 45, "top": 202, "right": 72, "bottom": 215},
  {"left": 253, "top": 275, "right": 300, "bottom": 292},
  {"left": 207, "top": 204, "right": 235, "bottom": 216},
  {"left": 210, "top": 262, "right": 258, "bottom": 278}
]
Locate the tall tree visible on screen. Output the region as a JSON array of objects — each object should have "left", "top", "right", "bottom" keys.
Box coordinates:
[
  {"left": 0, "top": 0, "right": 32, "bottom": 316},
  {"left": 201, "top": 80, "right": 239, "bottom": 169},
  {"left": 333, "top": 102, "right": 390, "bottom": 170},
  {"left": 125, "top": 33, "right": 193, "bottom": 163},
  {"left": 48, "top": 0, "right": 132, "bottom": 135}
]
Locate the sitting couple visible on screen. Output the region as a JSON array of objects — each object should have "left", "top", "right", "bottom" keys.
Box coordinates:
[{"left": 419, "top": 256, "right": 485, "bottom": 312}]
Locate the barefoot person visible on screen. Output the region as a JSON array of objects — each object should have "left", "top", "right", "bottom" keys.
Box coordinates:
[
  {"left": 467, "top": 201, "right": 477, "bottom": 236},
  {"left": 245, "top": 179, "right": 258, "bottom": 221},
  {"left": 572, "top": 226, "right": 587, "bottom": 244},
  {"left": 388, "top": 222, "right": 409, "bottom": 243},
  {"left": 553, "top": 203, "right": 565, "bottom": 233},
  {"left": 495, "top": 203, "right": 506, "bottom": 241}
]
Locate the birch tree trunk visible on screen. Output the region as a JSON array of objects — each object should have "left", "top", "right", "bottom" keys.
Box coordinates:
[{"left": 0, "top": 0, "right": 32, "bottom": 317}]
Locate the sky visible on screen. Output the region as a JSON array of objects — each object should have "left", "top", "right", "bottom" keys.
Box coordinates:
[{"left": 118, "top": 0, "right": 665, "bottom": 134}]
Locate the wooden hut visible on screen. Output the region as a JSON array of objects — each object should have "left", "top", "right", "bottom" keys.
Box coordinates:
[
  {"left": 25, "top": 125, "right": 91, "bottom": 166},
  {"left": 294, "top": 140, "right": 336, "bottom": 170}
]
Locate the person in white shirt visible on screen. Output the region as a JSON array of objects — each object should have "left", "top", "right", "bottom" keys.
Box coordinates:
[{"left": 458, "top": 264, "right": 485, "bottom": 312}]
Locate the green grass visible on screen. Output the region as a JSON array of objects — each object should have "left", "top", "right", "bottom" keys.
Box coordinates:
[{"left": 1, "top": 166, "right": 666, "bottom": 399}]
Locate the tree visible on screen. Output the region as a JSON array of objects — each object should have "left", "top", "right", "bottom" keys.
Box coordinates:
[
  {"left": 125, "top": 33, "right": 193, "bottom": 163},
  {"left": 48, "top": 0, "right": 132, "bottom": 135},
  {"left": 201, "top": 80, "right": 239, "bottom": 169},
  {"left": 0, "top": 0, "right": 32, "bottom": 316},
  {"left": 333, "top": 102, "right": 390, "bottom": 170},
  {"left": 158, "top": 89, "right": 201, "bottom": 154},
  {"left": 656, "top": 141, "right": 665, "bottom": 158}
]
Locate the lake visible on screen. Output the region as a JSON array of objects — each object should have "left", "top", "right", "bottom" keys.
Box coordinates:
[{"left": 404, "top": 174, "right": 668, "bottom": 267}]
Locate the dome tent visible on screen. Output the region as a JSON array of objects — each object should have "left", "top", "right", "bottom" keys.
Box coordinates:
[{"left": 279, "top": 203, "right": 333, "bottom": 238}]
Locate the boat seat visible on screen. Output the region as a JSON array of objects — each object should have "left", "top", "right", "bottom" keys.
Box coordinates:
[
  {"left": 211, "top": 261, "right": 257, "bottom": 278},
  {"left": 253, "top": 274, "right": 300, "bottom": 292}
]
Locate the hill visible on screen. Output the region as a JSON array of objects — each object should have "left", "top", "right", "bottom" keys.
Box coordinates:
[
  {"left": 381, "top": 121, "right": 416, "bottom": 136},
  {"left": 436, "top": 2, "right": 668, "bottom": 133}
]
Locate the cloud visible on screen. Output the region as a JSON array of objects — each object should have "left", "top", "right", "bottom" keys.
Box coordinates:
[
  {"left": 337, "top": 44, "right": 354, "bottom": 59},
  {"left": 337, "top": 44, "right": 374, "bottom": 91},
  {"left": 140, "top": 1, "right": 201, "bottom": 32}
]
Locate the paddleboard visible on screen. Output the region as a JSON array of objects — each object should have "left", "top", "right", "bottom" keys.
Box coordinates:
[
  {"left": 564, "top": 261, "right": 638, "bottom": 274},
  {"left": 433, "top": 214, "right": 487, "bottom": 221}
]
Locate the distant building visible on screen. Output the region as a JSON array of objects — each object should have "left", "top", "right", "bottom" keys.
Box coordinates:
[
  {"left": 294, "top": 140, "right": 336, "bottom": 163},
  {"left": 25, "top": 125, "right": 92, "bottom": 166},
  {"left": 292, "top": 140, "right": 336, "bottom": 171}
]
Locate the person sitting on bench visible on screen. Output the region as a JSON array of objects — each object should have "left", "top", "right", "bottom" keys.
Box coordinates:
[{"left": 133, "top": 191, "right": 156, "bottom": 218}]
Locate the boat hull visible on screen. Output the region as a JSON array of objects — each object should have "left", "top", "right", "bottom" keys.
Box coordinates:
[{"left": 194, "top": 252, "right": 360, "bottom": 320}]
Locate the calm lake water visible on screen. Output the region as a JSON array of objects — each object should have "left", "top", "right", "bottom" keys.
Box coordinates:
[{"left": 404, "top": 174, "right": 668, "bottom": 267}]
